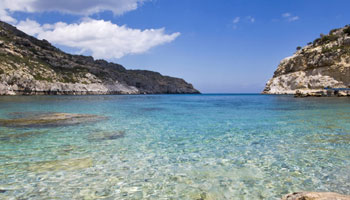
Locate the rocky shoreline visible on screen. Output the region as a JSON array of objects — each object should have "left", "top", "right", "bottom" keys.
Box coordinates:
[
  {"left": 0, "top": 82, "right": 139, "bottom": 95},
  {"left": 263, "top": 25, "right": 350, "bottom": 97},
  {"left": 294, "top": 88, "right": 350, "bottom": 97}
]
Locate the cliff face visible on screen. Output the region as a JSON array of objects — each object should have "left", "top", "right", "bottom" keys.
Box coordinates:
[
  {"left": 263, "top": 25, "right": 350, "bottom": 96},
  {"left": 0, "top": 21, "right": 199, "bottom": 95}
]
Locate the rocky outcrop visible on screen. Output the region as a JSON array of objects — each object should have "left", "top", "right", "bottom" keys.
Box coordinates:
[
  {"left": 0, "top": 112, "right": 105, "bottom": 127},
  {"left": 0, "top": 21, "right": 199, "bottom": 95},
  {"left": 263, "top": 25, "right": 350, "bottom": 96},
  {"left": 282, "top": 192, "right": 350, "bottom": 200}
]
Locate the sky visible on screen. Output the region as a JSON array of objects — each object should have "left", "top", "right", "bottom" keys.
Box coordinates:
[{"left": 1, "top": 0, "right": 350, "bottom": 93}]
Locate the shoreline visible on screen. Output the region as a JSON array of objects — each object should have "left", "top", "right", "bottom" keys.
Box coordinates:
[{"left": 262, "top": 89, "right": 350, "bottom": 98}]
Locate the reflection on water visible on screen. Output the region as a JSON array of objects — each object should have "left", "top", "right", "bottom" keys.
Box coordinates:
[{"left": 0, "top": 94, "right": 349, "bottom": 199}]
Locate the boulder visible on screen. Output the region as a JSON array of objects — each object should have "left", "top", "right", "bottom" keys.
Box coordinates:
[
  {"left": 338, "top": 91, "right": 348, "bottom": 96},
  {"left": 282, "top": 192, "right": 350, "bottom": 200},
  {"left": 343, "top": 37, "right": 350, "bottom": 46}
]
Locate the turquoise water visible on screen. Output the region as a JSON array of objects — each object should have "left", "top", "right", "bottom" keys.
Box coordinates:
[{"left": 0, "top": 94, "right": 350, "bottom": 199}]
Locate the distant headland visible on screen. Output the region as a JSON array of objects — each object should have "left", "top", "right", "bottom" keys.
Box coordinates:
[
  {"left": 263, "top": 25, "right": 350, "bottom": 97},
  {"left": 0, "top": 21, "right": 199, "bottom": 95}
]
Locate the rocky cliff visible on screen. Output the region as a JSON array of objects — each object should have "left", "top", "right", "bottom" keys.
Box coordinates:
[
  {"left": 263, "top": 25, "right": 350, "bottom": 96},
  {"left": 0, "top": 21, "right": 199, "bottom": 95}
]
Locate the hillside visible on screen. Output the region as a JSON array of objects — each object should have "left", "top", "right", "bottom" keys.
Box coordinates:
[
  {"left": 263, "top": 25, "right": 350, "bottom": 96},
  {"left": 0, "top": 21, "right": 199, "bottom": 95}
]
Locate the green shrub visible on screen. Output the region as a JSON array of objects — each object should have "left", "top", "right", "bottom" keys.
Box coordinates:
[
  {"left": 296, "top": 46, "right": 302, "bottom": 50},
  {"left": 343, "top": 26, "right": 350, "bottom": 35},
  {"left": 313, "top": 33, "right": 339, "bottom": 46},
  {"left": 61, "top": 73, "right": 77, "bottom": 83},
  {"left": 329, "top": 28, "right": 338, "bottom": 35},
  {"left": 320, "top": 34, "right": 338, "bottom": 43},
  {"left": 33, "top": 74, "right": 53, "bottom": 82},
  {"left": 321, "top": 45, "right": 350, "bottom": 54},
  {"left": 313, "top": 38, "right": 321, "bottom": 45},
  {"left": 321, "top": 47, "right": 333, "bottom": 54}
]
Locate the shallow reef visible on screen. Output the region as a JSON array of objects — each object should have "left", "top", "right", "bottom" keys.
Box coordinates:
[
  {"left": 0, "top": 112, "right": 106, "bottom": 128},
  {"left": 27, "top": 158, "right": 93, "bottom": 173},
  {"left": 0, "top": 130, "right": 47, "bottom": 141},
  {"left": 88, "top": 130, "right": 125, "bottom": 141}
]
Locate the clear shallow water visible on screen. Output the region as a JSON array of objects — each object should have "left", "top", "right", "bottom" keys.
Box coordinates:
[{"left": 0, "top": 94, "right": 349, "bottom": 199}]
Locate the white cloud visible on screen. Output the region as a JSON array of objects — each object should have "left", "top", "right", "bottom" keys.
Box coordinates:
[
  {"left": 2, "top": 0, "right": 180, "bottom": 60},
  {"left": 17, "top": 18, "right": 43, "bottom": 35},
  {"left": 17, "top": 19, "right": 180, "bottom": 59},
  {"left": 231, "top": 16, "right": 255, "bottom": 29},
  {"left": 282, "top": 12, "right": 299, "bottom": 22},
  {"left": 289, "top": 16, "right": 299, "bottom": 22},
  {"left": 0, "top": 2, "right": 20, "bottom": 23},
  {"left": 0, "top": 0, "right": 147, "bottom": 16},
  {"left": 0, "top": 9, "right": 17, "bottom": 23},
  {"left": 233, "top": 17, "right": 240, "bottom": 24},
  {"left": 247, "top": 16, "right": 255, "bottom": 23},
  {"left": 3, "top": 0, "right": 180, "bottom": 60},
  {"left": 282, "top": 13, "right": 291, "bottom": 18}
]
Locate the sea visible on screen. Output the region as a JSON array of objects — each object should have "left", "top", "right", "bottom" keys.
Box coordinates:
[{"left": 0, "top": 94, "right": 349, "bottom": 199}]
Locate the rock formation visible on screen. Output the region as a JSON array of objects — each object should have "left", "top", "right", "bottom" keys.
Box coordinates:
[
  {"left": 282, "top": 192, "right": 350, "bottom": 200},
  {"left": 263, "top": 25, "right": 350, "bottom": 97},
  {"left": 0, "top": 21, "right": 199, "bottom": 95},
  {"left": 0, "top": 112, "right": 105, "bottom": 127}
]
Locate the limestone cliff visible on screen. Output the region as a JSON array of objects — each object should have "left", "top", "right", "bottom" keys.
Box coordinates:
[
  {"left": 263, "top": 25, "right": 350, "bottom": 96},
  {"left": 0, "top": 21, "right": 199, "bottom": 95}
]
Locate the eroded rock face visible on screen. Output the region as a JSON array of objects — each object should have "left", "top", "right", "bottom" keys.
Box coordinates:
[
  {"left": 282, "top": 192, "right": 350, "bottom": 200},
  {"left": 0, "top": 112, "right": 106, "bottom": 127},
  {"left": 0, "top": 21, "right": 199, "bottom": 95},
  {"left": 263, "top": 25, "right": 350, "bottom": 96}
]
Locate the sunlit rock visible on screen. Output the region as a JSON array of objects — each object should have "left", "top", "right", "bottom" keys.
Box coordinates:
[
  {"left": 264, "top": 25, "right": 350, "bottom": 96},
  {"left": 0, "top": 112, "right": 106, "bottom": 127},
  {"left": 282, "top": 192, "right": 350, "bottom": 200},
  {"left": 27, "top": 157, "right": 93, "bottom": 172},
  {"left": 0, "top": 130, "right": 46, "bottom": 141}
]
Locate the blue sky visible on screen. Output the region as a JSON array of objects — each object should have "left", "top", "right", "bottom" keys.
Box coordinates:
[{"left": 1, "top": 0, "right": 350, "bottom": 93}]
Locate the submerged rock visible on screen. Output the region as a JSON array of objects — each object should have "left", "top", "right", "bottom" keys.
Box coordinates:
[
  {"left": 27, "top": 157, "right": 93, "bottom": 172},
  {"left": 88, "top": 130, "right": 125, "bottom": 141},
  {"left": 282, "top": 192, "right": 350, "bottom": 200},
  {"left": 0, "top": 112, "right": 106, "bottom": 127},
  {"left": 0, "top": 130, "right": 46, "bottom": 141}
]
